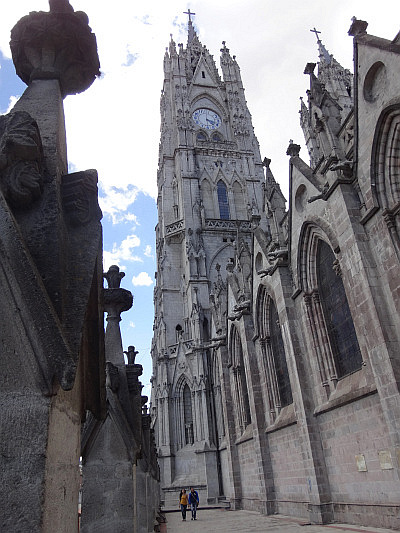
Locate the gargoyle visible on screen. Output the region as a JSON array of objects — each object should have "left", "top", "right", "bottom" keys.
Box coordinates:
[{"left": 308, "top": 182, "right": 330, "bottom": 203}]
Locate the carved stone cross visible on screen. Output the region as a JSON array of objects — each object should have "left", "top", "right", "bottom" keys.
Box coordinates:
[
  {"left": 310, "top": 27, "right": 321, "bottom": 41},
  {"left": 183, "top": 9, "right": 196, "bottom": 22}
]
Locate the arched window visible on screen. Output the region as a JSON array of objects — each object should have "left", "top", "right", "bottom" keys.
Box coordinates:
[
  {"left": 300, "top": 224, "right": 363, "bottom": 393},
  {"left": 197, "top": 131, "right": 207, "bottom": 142},
  {"left": 269, "top": 300, "right": 292, "bottom": 408},
  {"left": 372, "top": 104, "right": 400, "bottom": 251},
  {"left": 256, "top": 287, "right": 292, "bottom": 421},
  {"left": 212, "top": 132, "right": 222, "bottom": 142},
  {"left": 316, "top": 240, "right": 362, "bottom": 378},
  {"left": 233, "top": 180, "right": 246, "bottom": 219},
  {"left": 229, "top": 325, "right": 251, "bottom": 435},
  {"left": 183, "top": 384, "right": 194, "bottom": 445},
  {"left": 217, "top": 180, "right": 230, "bottom": 220},
  {"left": 175, "top": 324, "right": 183, "bottom": 342},
  {"left": 201, "top": 179, "right": 214, "bottom": 219}
]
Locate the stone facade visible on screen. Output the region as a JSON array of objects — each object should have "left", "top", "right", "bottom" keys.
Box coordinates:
[
  {"left": 0, "top": 2, "right": 104, "bottom": 532},
  {"left": 151, "top": 17, "right": 400, "bottom": 529}
]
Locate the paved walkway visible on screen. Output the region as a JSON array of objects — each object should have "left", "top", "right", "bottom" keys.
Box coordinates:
[{"left": 165, "top": 508, "right": 395, "bottom": 533}]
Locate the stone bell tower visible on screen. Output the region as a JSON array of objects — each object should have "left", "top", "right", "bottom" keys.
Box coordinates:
[{"left": 151, "top": 12, "right": 269, "bottom": 505}]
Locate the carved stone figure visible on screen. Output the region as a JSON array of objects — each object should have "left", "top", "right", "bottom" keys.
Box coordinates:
[{"left": 0, "top": 111, "right": 43, "bottom": 207}]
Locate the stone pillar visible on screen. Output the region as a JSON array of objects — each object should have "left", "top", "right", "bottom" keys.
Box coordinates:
[
  {"left": 81, "top": 266, "right": 137, "bottom": 533},
  {"left": 1, "top": 2, "right": 103, "bottom": 532}
]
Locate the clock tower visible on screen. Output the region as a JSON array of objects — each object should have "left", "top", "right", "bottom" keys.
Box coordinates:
[{"left": 151, "top": 14, "right": 268, "bottom": 506}]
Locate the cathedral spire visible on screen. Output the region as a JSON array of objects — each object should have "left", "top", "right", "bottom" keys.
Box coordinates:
[
  {"left": 310, "top": 27, "right": 331, "bottom": 65},
  {"left": 184, "top": 8, "right": 198, "bottom": 45},
  {"left": 300, "top": 29, "right": 353, "bottom": 170}
]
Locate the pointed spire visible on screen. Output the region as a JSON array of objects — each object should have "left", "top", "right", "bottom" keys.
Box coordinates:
[
  {"left": 310, "top": 27, "right": 331, "bottom": 65},
  {"left": 169, "top": 34, "right": 177, "bottom": 56},
  {"left": 183, "top": 9, "right": 197, "bottom": 45}
]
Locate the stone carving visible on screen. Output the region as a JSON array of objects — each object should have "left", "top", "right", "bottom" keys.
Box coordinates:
[
  {"left": 308, "top": 182, "right": 330, "bottom": 203},
  {"left": 106, "top": 361, "right": 120, "bottom": 392},
  {"left": 62, "top": 169, "right": 102, "bottom": 225},
  {"left": 329, "top": 159, "right": 353, "bottom": 179},
  {"left": 10, "top": 1, "right": 100, "bottom": 97},
  {"left": 166, "top": 219, "right": 184, "bottom": 236},
  {"left": 268, "top": 248, "right": 288, "bottom": 262},
  {"left": 103, "top": 266, "right": 133, "bottom": 314},
  {"left": 205, "top": 219, "right": 252, "bottom": 231},
  {"left": 103, "top": 265, "right": 125, "bottom": 288},
  {"left": 186, "top": 227, "right": 206, "bottom": 277},
  {"left": 124, "top": 345, "right": 139, "bottom": 365},
  {"left": 0, "top": 111, "right": 43, "bottom": 208}
]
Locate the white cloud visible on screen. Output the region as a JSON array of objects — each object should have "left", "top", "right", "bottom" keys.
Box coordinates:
[
  {"left": 129, "top": 321, "right": 136, "bottom": 328},
  {"left": 132, "top": 272, "right": 154, "bottom": 286},
  {"left": 99, "top": 186, "right": 139, "bottom": 224},
  {"left": 144, "top": 245, "right": 153, "bottom": 258},
  {"left": 103, "top": 234, "right": 142, "bottom": 270},
  {"left": 1, "top": 95, "right": 19, "bottom": 115}
]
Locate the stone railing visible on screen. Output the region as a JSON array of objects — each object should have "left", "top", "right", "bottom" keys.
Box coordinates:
[
  {"left": 165, "top": 219, "right": 184, "bottom": 236},
  {"left": 204, "top": 219, "right": 252, "bottom": 232}
]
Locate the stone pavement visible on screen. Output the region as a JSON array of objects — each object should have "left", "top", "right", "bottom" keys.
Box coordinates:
[{"left": 165, "top": 508, "right": 396, "bottom": 533}]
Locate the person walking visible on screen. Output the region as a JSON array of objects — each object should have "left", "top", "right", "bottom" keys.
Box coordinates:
[
  {"left": 188, "top": 487, "right": 199, "bottom": 520},
  {"left": 179, "top": 488, "right": 188, "bottom": 521}
]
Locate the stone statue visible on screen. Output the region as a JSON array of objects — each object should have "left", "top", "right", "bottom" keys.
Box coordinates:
[{"left": 124, "top": 345, "right": 139, "bottom": 365}]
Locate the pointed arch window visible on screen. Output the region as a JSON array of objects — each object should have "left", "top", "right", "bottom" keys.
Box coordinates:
[
  {"left": 212, "top": 132, "right": 223, "bottom": 142},
  {"left": 201, "top": 179, "right": 214, "bottom": 219},
  {"left": 197, "top": 131, "right": 207, "bottom": 142},
  {"left": 316, "top": 240, "right": 362, "bottom": 378},
  {"left": 257, "top": 288, "right": 292, "bottom": 421},
  {"left": 183, "top": 384, "right": 194, "bottom": 445},
  {"left": 217, "top": 180, "right": 230, "bottom": 220},
  {"left": 229, "top": 325, "right": 251, "bottom": 435},
  {"left": 233, "top": 180, "right": 246, "bottom": 219},
  {"left": 301, "top": 230, "right": 363, "bottom": 393}
]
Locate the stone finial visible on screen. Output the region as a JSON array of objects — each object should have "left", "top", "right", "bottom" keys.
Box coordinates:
[
  {"left": 103, "top": 265, "right": 125, "bottom": 288},
  {"left": 304, "top": 62, "right": 316, "bottom": 75},
  {"left": 348, "top": 17, "right": 368, "bottom": 37},
  {"left": 262, "top": 157, "right": 271, "bottom": 168},
  {"left": 286, "top": 142, "right": 301, "bottom": 157},
  {"left": 10, "top": 1, "right": 100, "bottom": 97},
  {"left": 49, "top": 0, "right": 74, "bottom": 13},
  {"left": 124, "top": 345, "right": 139, "bottom": 365}
]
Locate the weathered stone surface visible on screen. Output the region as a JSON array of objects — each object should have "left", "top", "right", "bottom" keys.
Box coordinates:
[
  {"left": 1, "top": 2, "right": 105, "bottom": 532},
  {"left": 10, "top": 1, "right": 100, "bottom": 97},
  {"left": 82, "top": 268, "right": 160, "bottom": 533}
]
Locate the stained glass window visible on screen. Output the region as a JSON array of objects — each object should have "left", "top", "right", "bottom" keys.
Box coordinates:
[
  {"left": 183, "top": 384, "right": 194, "bottom": 445},
  {"left": 269, "top": 301, "right": 293, "bottom": 407},
  {"left": 217, "top": 180, "right": 230, "bottom": 220},
  {"left": 317, "top": 240, "right": 362, "bottom": 377}
]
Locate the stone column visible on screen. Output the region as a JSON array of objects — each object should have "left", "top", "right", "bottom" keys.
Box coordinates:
[
  {"left": 81, "top": 266, "right": 137, "bottom": 533},
  {"left": 1, "top": 3, "right": 103, "bottom": 532}
]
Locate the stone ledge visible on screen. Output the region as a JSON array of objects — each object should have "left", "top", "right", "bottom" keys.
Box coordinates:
[
  {"left": 314, "top": 368, "right": 377, "bottom": 416},
  {"left": 265, "top": 403, "right": 297, "bottom": 434}
]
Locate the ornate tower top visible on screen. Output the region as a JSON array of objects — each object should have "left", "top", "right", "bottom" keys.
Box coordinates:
[{"left": 299, "top": 30, "right": 353, "bottom": 169}]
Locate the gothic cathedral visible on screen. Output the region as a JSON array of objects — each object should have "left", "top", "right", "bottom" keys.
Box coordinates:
[{"left": 151, "top": 15, "right": 400, "bottom": 529}]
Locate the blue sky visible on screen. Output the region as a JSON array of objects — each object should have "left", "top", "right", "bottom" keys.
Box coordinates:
[{"left": 1, "top": 0, "right": 398, "bottom": 396}]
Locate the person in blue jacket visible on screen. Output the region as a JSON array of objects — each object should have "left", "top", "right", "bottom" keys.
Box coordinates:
[{"left": 188, "top": 487, "right": 199, "bottom": 520}]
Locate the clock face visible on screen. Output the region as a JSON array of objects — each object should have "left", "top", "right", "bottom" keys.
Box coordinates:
[{"left": 192, "top": 108, "right": 221, "bottom": 130}]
